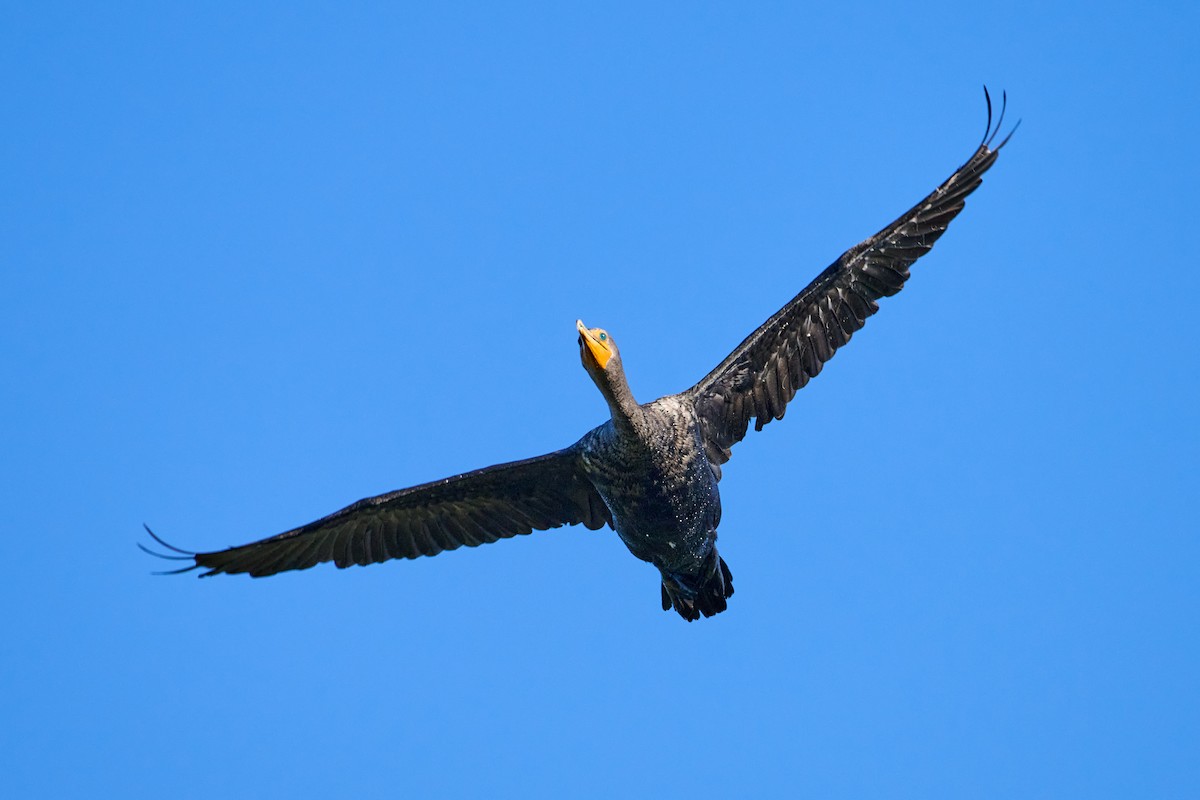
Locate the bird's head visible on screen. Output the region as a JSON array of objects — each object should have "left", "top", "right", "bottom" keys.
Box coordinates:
[{"left": 577, "top": 319, "right": 617, "bottom": 370}]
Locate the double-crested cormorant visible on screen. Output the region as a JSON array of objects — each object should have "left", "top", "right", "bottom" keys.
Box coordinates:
[{"left": 143, "top": 91, "right": 1016, "bottom": 620}]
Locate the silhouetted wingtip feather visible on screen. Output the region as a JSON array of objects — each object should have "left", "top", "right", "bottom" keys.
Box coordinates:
[
  {"left": 142, "top": 524, "right": 197, "bottom": 556},
  {"left": 140, "top": 525, "right": 204, "bottom": 574},
  {"left": 150, "top": 563, "right": 204, "bottom": 576},
  {"left": 137, "top": 542, "right": 192, "bottom": 561},
  {"left": 986, "top": 90, "right": 1007, "bottom": 148},
  {"left": 981, "top": 87, "right": 1018, "bottom": 151},
  {"left": 996, "top": 118, "right": 1022, "bottom": 150},
  {"left": 982, "top": 85, "right": 994, "bottom": 145}
]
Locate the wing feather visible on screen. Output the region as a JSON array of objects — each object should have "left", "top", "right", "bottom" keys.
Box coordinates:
[
  {"left": 145, "top": 445, "right": 610, "bottom": 578},
  {"left": 685, "top": 91, "right": 1015, "bottom": 474}
]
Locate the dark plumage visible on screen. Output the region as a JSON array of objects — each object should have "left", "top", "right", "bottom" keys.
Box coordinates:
[{"left": 143, "top": 90, "right": 1016, "bottom": 621}]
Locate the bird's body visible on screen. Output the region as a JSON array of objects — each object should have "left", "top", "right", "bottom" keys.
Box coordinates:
[
  {"left": 144, "top": 91, "right": 1016, "bottom": 621},
  {"left": 580, "top": 397, "right": 719, "bottom": 572},
  {"left": 577, "top": 397, "right": 729, "bottom": 616}
]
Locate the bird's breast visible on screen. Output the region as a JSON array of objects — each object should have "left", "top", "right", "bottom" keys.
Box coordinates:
[{"left": 579, "top": 398, "right": 720, "bottom": 570}]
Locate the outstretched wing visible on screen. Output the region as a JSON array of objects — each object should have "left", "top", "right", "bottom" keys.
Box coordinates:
[
  {"left": 142, "top": 446, "right": 611, "bottom": 577},
  {"left": 685, "top": 90, "right": 1016, "bottom": 475}
]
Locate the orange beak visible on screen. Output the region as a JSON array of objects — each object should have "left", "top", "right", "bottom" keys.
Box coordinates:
[{"left": 576, "top": 319, "right": 613, "bottom": 369}]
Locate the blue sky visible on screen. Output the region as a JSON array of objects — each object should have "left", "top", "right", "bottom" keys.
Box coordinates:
[{"left": 2, "top": 2, "right": 1197, "bottom": 797}]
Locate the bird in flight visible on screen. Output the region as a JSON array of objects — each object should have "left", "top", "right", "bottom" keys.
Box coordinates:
[{"left": 144, "top": 90, "right": 1016, "bottom": 621}]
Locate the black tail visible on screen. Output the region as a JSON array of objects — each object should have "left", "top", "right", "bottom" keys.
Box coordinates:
[{"left": 660, "top": 549, "right": 735, "bottom": 622}]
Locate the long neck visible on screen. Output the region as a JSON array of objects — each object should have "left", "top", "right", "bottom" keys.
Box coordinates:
[{"left": 597, "top": 361, "right": 640, "bottom": 431}]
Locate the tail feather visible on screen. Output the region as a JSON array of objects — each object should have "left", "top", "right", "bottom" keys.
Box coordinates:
[{"left": 660, "top": 550, "right": 734, "bottom": 621}]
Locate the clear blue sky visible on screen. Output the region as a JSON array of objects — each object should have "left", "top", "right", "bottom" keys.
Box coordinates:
[{"left": 2, "top": 3, "right": 1196, "bottom": 797}]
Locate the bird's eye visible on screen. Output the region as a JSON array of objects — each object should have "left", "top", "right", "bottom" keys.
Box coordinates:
[{"left": 599, "top": 333, "right": 608, "bottom": 342}]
